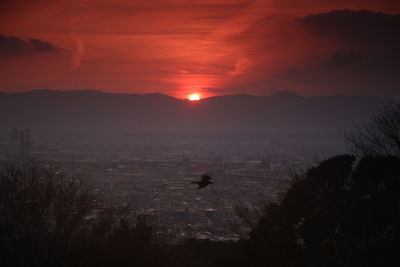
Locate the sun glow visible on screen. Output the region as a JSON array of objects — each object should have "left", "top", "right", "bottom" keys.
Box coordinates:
[{"left": 188, "top": 93, "right": 201, "bottom": 101}]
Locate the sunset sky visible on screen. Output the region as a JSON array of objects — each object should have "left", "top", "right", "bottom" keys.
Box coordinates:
[{"left": 1, "top": 0, "right": 399, "bottom": 98}]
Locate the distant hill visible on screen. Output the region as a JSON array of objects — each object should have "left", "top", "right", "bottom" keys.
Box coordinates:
[{"left": 0, "top": 89, "right": 388, "bottom": 135}]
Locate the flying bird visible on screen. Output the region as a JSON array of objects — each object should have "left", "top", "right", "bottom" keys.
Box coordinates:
[{"left": 191, "top": 174, "right": 213, "bottom": 189}]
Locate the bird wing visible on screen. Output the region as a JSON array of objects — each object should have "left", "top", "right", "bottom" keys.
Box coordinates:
[{"left": 201, "top": 174, "right": 212, "bottom": 182}]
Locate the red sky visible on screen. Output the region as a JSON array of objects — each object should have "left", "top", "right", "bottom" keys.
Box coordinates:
[{"left": 1, "top": 0, "right": 399, "bottom": 98}]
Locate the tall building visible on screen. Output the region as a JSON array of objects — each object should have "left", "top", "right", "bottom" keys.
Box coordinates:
[
  {"left": 20, "top": 128, "right": 32, "bottom": 157},
  {"left": 11, "top": 128, "right": 19, "bottom": 144}
]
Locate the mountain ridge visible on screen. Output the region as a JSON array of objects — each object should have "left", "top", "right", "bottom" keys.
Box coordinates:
[
  {"left": 0, "top": 89, "right": 380, "bottom": 99},
  {"left": 0, "top": 89, "right": 389, "bottom": 135}
]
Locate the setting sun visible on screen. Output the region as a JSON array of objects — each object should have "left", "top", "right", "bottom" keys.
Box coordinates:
[{"left": 188, "top": 94, "right": 201, "bottom": 101}]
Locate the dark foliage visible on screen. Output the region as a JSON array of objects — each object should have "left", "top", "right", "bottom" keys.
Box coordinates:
[
  {"left": 0, "top": 163, "right": 93, "bottom": 267},
  {"left": 242, "top": 155, "right": 400, "bottom": 267},
  {"left": 0, "top": 163, "right": 155, "bottom": 267}
]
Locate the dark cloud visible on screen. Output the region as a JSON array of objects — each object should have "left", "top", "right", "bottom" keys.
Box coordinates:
[
  {"left": 278, "top": 10, "right": 400, "bottom": 97},
  {"left": 299, "top": 10, "right": 400, "bottom": 71},
  {"left": 301, "top": 9, "right": 400, "bottom": 46},
  {"left": 0, "top": 34, "right": 58, "bottom": 56}
]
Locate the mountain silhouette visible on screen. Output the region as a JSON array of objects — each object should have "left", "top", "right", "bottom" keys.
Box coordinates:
[{"left": 0, "top": 90, "right": 387, "bottom": 135}]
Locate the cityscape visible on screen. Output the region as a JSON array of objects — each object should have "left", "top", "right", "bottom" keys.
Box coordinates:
[{"left": 0, "top": 128, "right": 344, "bottom": 241}]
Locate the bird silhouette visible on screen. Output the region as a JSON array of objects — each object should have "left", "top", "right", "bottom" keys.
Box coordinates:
[{"left": 191, "top": 174, "right": 213, "bottom": 189}]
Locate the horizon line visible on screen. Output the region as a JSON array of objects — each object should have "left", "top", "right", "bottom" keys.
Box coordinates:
[{"left": 0, "top": 88, "right": 384, "bottom": 100}]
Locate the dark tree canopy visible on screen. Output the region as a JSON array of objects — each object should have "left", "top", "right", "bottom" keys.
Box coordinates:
[
  {"left": 0, "top": 163, "right": 154, "bottom": 267},
  {"left": 0, "top": 163, "right": 94, "bottom": 267},
  {"left": 243, "top": 155, "right": 400, "bottom": 267}
]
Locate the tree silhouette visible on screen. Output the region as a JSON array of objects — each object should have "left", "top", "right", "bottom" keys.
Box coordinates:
[
  {"left": 243, "top": 155, "right": 400, "bottom": 267},
  {"left": 0, "top": 163, "right": 156, "bottom": 267},
  {"left": 0, "top": 163, "right": 94, "bottom": 267},
  {"left": 346, "top": 102, "right": 400, "bottom": 157}
]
